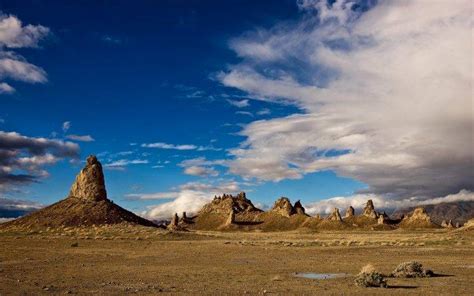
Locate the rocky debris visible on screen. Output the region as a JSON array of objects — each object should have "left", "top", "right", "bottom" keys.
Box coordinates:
[
  {"left": 345, "top": 206, "right": 355, "bottom": 218},
  {"left": 1, "top": 155, "right": 157, "bottom": 229},
  {"left": 327, "top": 208, "right": 342, "bottom": 221},
  {"left": 271, "top": 197, "right": 295, "bottom": 217},
  {"left": 199, "top": 192, "right": 262, "bottom": 215},
  {"left": 293, "top": 200, "right": 306, "bottom": 215},
  {"left": 224, "top": 210, "right": 235, "bottom": 226},
  {"left": 362, "top": 200, "right": 379, "bottom": 219},
  {"left": 354, "top": 264, "right": 387, "bottom": 288},
  {"left": 69, "top": 155, "right": 107, "bottom": 201},
  {"left": 391, "top": 261, "right": 433, "bottom": 278}
]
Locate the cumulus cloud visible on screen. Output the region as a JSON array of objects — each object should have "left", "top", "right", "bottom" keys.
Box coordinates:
[
  {"left": 0, "top": 14, "right": 49, "bottom": 93},
  {"left": 65, "top": 134, "right": 95, "bottom": 142},
  {"left": 219, "top": 0, "right": 473, "bottom": 200},
  {"left": 184, "top": 166, "right": 219, "bottom": 177},
  {"left": 179, "top": 157, "right": 225, "bottom": 177},
  {"left": 0, "top": 131, "right": 79, "bottom": 192},
  {"left": 140, "top": 181, "right": 243, "bottom": 219},
  {"left": 305, "top": 190, "right": 474, "bottom": 216}
]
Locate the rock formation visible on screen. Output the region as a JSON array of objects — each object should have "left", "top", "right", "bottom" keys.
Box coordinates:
[
  {"left": 167, "top": 213, "right": 179, "bottom": 230},
  {"left": 399, "top": 207, "right": 437, "bottom": 228},
  {"left": 362, "top": 200, "right": 379, "bottom": 219},
  {"left": 69, "top": 155, "right": 107, "bottom": 201},
  {"left": 199, "top": 192, "right": 261, "bottom": 215},
  {"left": 182, "top": 212, "right": 187, "bottom": 220},
  {"left": 271, "top": 197, "right": 295, "bottom": 217},
  {"left": 293, "top": 200, "right": 306, "bottom": 215},
  {"left": 327, "top": 208, "right": 343, "bottom": 221},
  {"left": 2, "top": 155, "right": 157, "bottom": 229},
  {"left": 345, "top": 206, "right": 355, "bottom": 218},
  {"left": 441, "top": 219, "right": 454, "bottom": 228},
  {"left": 377, "top": 212, "right": 388, "bottom": 225}
]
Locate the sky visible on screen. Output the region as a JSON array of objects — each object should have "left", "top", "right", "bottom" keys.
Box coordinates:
[{"left": 0, "top": 0, "right": 473, "bottom": 220}]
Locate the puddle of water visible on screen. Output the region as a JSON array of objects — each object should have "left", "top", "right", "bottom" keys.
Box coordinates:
[{"left": 293, "top": 272, "right": 349, "bottom": 280}]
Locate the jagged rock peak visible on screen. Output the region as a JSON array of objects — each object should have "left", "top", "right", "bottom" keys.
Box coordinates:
[
  {"left": 293, "top": 200, "right": 306, "bottom": 215},
  {"left": 345, "top": 206, "right": 355, "bottom": 218},
  {"left": 200, "top": 192, "right": 261, "bottom": 215},
  {"left": 68, "top": 155, "right": 107, "bottom": 201},
  {"left": 271, "top": 197, "right": 295, "bottom": 217},
  {"left": 328, "top": 207, "right": 342, "bottom": 221},
  {"left": 362, "top": 199, "right": 378, "bottom": 219}
]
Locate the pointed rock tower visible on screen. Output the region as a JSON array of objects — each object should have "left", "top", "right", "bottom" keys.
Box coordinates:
[
  {"left": 271, "top": 197, "right": 295, "bottom": 217},
  {"left": 362, "top": 200, "right": 379, "bottom": 219},
  {"left": 345, "top": 206, "right": 355, "bottom": 218},
  {"left": 2, "top": 155, "right": 156, "bottom": 229},
  {"left": 293, "top": 200, "right": 307, "bottom": 215},
  {"left": 327, "top": 208, "right": 343, "bottom": 221},
  {"left": 69, "top": 155, "right": 107, "bottom": 201}
]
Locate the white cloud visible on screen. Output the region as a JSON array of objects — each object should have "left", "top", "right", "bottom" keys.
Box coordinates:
[
  {"left": 257, "top": 108, "right": 271, "bottom": 115},
  {"left": 305, "top": 190, "right": 474, "bottom": 216},
  {"left": 0, "top": 13, "right": 49, "bottom": 94},
  {"left": 142, "top": 142, "right": 221, "bottom": 151},
  {"left": 0, "top": 131, "right": 79, "bottom": 192},
  {"left": 0, "top": 82, "right": 14, "bottom": 93},
  {"left": 65, "top": 134, "right": 95, "bottom": 142},
  {"left": 218, "top": 0, "right": 473, "bottom": 199},
  {"left": 235, "top": 111, "right": 254, "bottom": 117},
  {"left": 142, "top": 142, "right": 197, "bottom": 150},
  {"left": 104, "top": 159, "right": 149, "bottom": 170},
  {"left": 227, "top": 99, "right": 250, "bottom": 108},
  {"left": 184, "top": 166, "right": 219, "bottom": 177},
  {"left": 141, "top": 181, "right": 243, "bottom": 219},
  {"left": 0, "top": 14, "right": 49, "bottom": 48},
  {"left": 62, "top": 121, "right": 71, "bottom": 133}
]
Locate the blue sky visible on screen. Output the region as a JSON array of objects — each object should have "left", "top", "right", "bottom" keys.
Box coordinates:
[{"left": 0, "top": 0, "right": 472, "bottom": 219}]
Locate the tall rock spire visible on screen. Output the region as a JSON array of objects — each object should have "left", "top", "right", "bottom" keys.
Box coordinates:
[{"left": 68, "top": 155, "right": 107, "bottom": 201}]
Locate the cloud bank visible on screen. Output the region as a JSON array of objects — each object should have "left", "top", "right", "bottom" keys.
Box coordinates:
[
  {"left": 219, "top": 0, "right": 473, "bottom": 200},
  {"left": 0, "top": 131, "right": 79, "bottom": 192},
  {"left": 0, "top": 13, "right": 50, "bottom": 93}
]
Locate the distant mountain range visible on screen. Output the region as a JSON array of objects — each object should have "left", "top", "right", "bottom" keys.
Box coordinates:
[{"left": 391, "top": 201, "right": 474, "bottom": 225}]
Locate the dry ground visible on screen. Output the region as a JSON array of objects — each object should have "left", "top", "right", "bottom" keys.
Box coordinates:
[{"left": 0, "top": 227, "right": 473, "bottom": 295}]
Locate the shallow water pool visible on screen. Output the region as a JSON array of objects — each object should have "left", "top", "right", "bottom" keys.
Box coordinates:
[{"left": 293, "top": 272, "right": 349, "bottom": 280}]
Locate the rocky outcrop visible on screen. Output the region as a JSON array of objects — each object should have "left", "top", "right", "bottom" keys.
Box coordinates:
[
  {"left": 271, "top": 197, "right": 295, "bottom": 217},
  {"left": 327, "top": 208, "right": 342, "bottom": 221},
  {"left": 167, "top": 213, "right": 179, "bottom": 230},
  {"left": 199, "top": 192, "right": 261, "bottom": 215},
  {"left": 2, "top": 155, "right": 156, "bottom": 229},
  {"left": 441, "top": 219, "right": 454, "bottom": 228},
  {"left": 345, "top": 206, "right": 355, "bottom": 218},
  {"left": 399, "top": 207, "right": 438, "bottom": 228},
  {"left": 378, "top": 212, "right": 388, "bottom": 225},
  {"left": 69, "top": 155, "right": 107, "bottom": 201},
  {"left": 362, "top": 200, "right": 379, "bottom": 219},
  {"left": 293, "top": 200, "right": 306, "bottom": 215}
]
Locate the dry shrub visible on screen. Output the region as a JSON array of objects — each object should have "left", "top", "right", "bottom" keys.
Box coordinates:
[
  {"left": 355, "top": 264, "right": 387, "bottom": 288},
  {"left": 391, "top": 261, "right": 433, "bottom": 278}
]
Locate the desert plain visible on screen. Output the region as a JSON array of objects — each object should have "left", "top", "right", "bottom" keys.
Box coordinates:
[{"left": 1, "top": 226, "right": 473, "bottom": 295}]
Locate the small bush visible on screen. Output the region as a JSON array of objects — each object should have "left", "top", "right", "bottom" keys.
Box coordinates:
[
  {"left": 355, "top": 264, "right": 387, "bottom": 288},
  {"left": 391, "top": 261, "right": 433, "bottom": 278}
]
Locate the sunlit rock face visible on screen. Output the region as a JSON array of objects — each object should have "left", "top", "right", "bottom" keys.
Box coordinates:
[{"left": 69, "top": 155, "right": 107, "bottom": 202}]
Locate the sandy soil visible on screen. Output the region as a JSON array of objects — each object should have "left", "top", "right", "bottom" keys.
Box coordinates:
[{"left": 0, "top": 227, "right": 473, "bottom": 295}]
